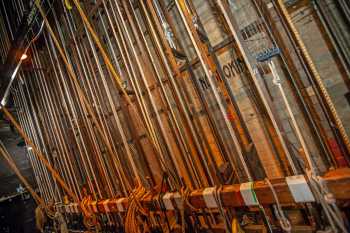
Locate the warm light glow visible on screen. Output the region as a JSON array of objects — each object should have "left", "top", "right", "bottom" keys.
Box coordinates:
[{"left": 20, "top": 53, "right": 28, "bottom": 60}]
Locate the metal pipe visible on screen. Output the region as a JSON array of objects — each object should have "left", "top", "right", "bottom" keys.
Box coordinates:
[
  {"left": 140, "top": 0, "right": 226, "bottom": 185},
  {"left": 0, "top": 141, "right": 45, "bottom": 205},
  {"left": 44, "top": 31, "right": 99, "bottom": 199},
  {"left": 313, "top": 0, "right": 350, "bottom": 77},
  {"left": 0, "top": 0, "right": 14, "bottom": 39},
  {"left": 12, "top": 89, "right": 54, "bottom": 203},
  {"left": 117, "top": 0, "right": 185, "bottom": 186},
  {"left": 149, "top": 0, "right": 238, "bottom": 181},
  {"left": 38, "top": 0, "right": 148, "bottom": 188},
  {"left": 12, "top": 89, "right": 49, "bottom": 202},
  {"left": 31, "top": 43, "right": 81, "bottom": 199},
  {"left": 16, "top": 77, "right": 57, "bottom": 201},
  {"left": 269, "top": 60, "right": 316, "bottom": 173},
  {"left": 216, "top": 0, "right": 299, "bottom": 175},
  {"left": 79, "top": 23, "right": 126, "bottom": 196},
  {"left": 108, "top": 0, "right": 190, "bottom": 187},
  {"left": 175, "top": 0, "right": 253, "bottom": 181},
  {"left": 21, "top": 71, "right": 66, "bottom": 202},
  {"left": 120, "top": 0, "right": 206, "bottom": 187},
  {"left": 250, "top": 0, "right": 335, "bottom": 169},
  {"left": 274, "top": 0, "right": 350, "bottom": 161}
]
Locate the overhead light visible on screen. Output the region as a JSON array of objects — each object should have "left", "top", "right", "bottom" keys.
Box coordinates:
[{"left": 20, "top": 53, "right": 28, "bottom": 60}]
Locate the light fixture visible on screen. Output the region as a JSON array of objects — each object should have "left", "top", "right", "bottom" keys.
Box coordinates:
[{"left": 20, "top": 53, "right": 28, "bottom": 60}]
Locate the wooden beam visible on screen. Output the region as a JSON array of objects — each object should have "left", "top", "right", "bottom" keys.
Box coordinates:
[{"left": 62, "top": 168, "right": 350, "bottom": 214}]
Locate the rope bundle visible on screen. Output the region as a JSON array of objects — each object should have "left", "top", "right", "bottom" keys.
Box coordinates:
[
  {"left": 80, "top": 196, "right": 100, "bottom": 231},
  {"left": 125, "top": 186, "right": 148, "bottom": 233},
  {"left": 35, "top": 205, "right": 47, "bottom": 233},
  {"left": 54, "top": 211, "right": 68, "bottom": 233}
]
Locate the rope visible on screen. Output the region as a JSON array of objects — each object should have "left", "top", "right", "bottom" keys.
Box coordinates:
[
  {"left": 54, "top": 212, "right": 68, "bottom": 233},
  {"left": 265, "top": 178, "right": 291, "bottom": 232},
  {"left": 80, "top": 195, "right": 100, "bottom": 230},
  {"left": 242, "top": 181, "right": 274, "bottom": 233},
  {"left": 68, "top": 0, "right": 169, "bottom": 187},
  {"left": 125, "top": 185, "right": 149, "bottom": 233},
  {"left": 180, "top": 207, "right": 186, "bottom": 233},
  {"left": 213, "top": 185, "right": 232, "bottom": 233},
  {"left": 177, "top": 186, "right": 197, "bottom": 233},
  {"left": 0, "top": 141, "right": 59, "bottom": 230},
  {"left": 34, "top": 0, "right": 134, "bottom": 192},
  {"left": 35, "top": 204, "right": 47, "bottom": 233},
  {"left": 306, "top": 170, "right": 347, "bottom": 232},
  {"left": 275, "top": 0, "right": 350, "bottom": 156},
  {"left": 180, "top": 186, "right": 198, "bottom": 211},
  {"left": 45, "top": 205, "right": 56, "bottom": 220},
  {"left": 157, "top": 174, "right": 173, "bottom": 233},
  {"left": 1, "top": 107, "right": 78, "bottom": 202},
  {"left": 0, "top": 141, "right": 44, "bottom": 205}
]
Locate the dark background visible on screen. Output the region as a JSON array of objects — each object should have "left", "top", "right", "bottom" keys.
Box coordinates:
[{"left": 0, "top": 118, "right": 37, "bottom": 233}]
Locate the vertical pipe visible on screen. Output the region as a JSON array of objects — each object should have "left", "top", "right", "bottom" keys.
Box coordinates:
[
  {"left": 274, "top": 0, "right": 350, "bottom": 160},
  {"left": 216, "top": 0, "right": 298, "bottom": 174}
]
